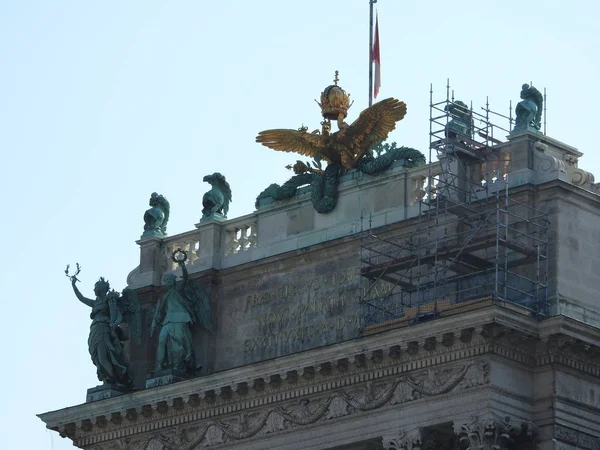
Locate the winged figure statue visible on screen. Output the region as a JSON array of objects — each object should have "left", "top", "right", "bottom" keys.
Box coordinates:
[
  {"left": 67, "top": 264, "right": 142, "bottom": 388},
  {"left": 256, "top": 97, "right": 407, "bottom": 170},
  {"left": 150, "top": 249, "right": 213, "bottom": 374}
]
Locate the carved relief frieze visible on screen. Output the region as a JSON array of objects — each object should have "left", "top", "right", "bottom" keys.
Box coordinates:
[
  {"left": 542, "top": 334, "right": 600, "bottom": 375},
  {"left": 65, "top": 319, "right": 551, "bottom": 448},
  {"left": 111, "top": 362, "right": 488, "bottom": 449},
  {"left": 555, "top": 424, "right": 600, "bottom": 450},
  {"left": 72, "top": 330, "right": 498, "bottom": 446}
]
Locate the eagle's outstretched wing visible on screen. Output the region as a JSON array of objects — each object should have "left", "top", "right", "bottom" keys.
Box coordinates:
[
  {"left": 345, "top": 98, "right": 407, "bottom": 151},
  {"left": 256, "top": 129, "right": 328, "bottom": 160}
]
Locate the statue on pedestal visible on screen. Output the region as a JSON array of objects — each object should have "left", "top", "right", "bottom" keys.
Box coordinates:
[
  {"left": 445, "top": 100, "right": 474, "bottom": 141},
  {"left": 141, "top": 192, "right": 170, "bottom": 239},
  {"left": 201, "top": 173, "right": 232, "bottom": 222},
  {"left": 513, "top": 83, "right": 543, "bottom": 133},
  {"left": 150, "top": 249, "right": 214, "bottom": 375},
  {"left": 66, "top": 264, "right": 141, "bottom": 389}
]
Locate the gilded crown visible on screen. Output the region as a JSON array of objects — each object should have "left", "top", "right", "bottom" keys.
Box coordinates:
[{"left": 317, "top": 71, "right": 352, "bottom": 120}]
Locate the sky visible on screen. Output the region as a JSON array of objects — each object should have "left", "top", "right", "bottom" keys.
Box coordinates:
[{"left": 0, "top": 1, "right": 598, "bottom": 448}]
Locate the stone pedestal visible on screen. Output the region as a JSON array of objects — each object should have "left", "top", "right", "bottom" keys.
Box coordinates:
[
  {"left": 200, "top": 212, "right": 226, "bottom": 223},
  {"left": 86, "top": 384, "right": 129, "bottom": 402},
  {"left": 193, "top": 220, "right": 224, "bottom": 269},
  {"left": 140, "top": 229, "right": 166, "bottom": 240},
  {"left": 504, "top": 130, "right": 596, "bottom": 190},
  {"left": 131, "top": 237, "right": 164, "bottom": 287},
  {"left": 145, "top": 369, "right": 191, "bottom": 389}
]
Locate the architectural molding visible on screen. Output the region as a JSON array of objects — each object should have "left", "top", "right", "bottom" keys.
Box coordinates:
[
  {"left": 41, "top": 311, "right": 527, "bottom": 434},
  {"left": 41, "top": 311, "right": 600, "bottom": 449},
  {"left": 555, "top": 424, "right": 600, "bottom": 450},
  {"left": 536, "top": 333, "right": 600, "bottom": 378},
  {"left": 87, "top": 362, "right": 488, "bottom": 449}
]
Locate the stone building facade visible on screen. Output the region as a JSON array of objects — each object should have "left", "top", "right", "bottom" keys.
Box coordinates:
[{"left": 39, "top": 130, "right": 600, "bottom": 450}]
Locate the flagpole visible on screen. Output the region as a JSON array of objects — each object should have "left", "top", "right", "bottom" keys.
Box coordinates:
[{"left": 369, "top": 0, "right": 377, "bottom": 106}]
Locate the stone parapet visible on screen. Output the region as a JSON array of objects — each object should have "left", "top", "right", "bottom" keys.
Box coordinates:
[
  {"left": 128, "top": 132, "right": 600, "bottom": 295},
  {"left": 128, "top": 161, "right": 437, "bottom": 290}
]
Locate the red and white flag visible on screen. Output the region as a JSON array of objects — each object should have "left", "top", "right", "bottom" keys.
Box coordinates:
[{"left": 372, "top": 12, "right": 381, "bottom": 99}]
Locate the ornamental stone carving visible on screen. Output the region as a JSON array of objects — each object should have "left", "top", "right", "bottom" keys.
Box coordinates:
[
  {"left": 454, "top": 415, "right": 537, "bottom": 450},
  {"left": 569, "top": 166, "right": 595, "bottom": 190},
  {"left": 460, "top": 361, "right": 489, "bottom": 389},
  {"left": 382, "top": 429, "right": 422, "bottom": 450},
  {"left": 555, "top": 424, "right": 600, "bottom": 450},
  {"left": 146, "top": 439, "right": 166, "bottom": 450},
  {"left": 325, "top": 396, "right": 350, "bottom": 419},
  {"left": 201, "top": 426, "right": 224, "bottom": 447},
  {"left": 263, "top": 410, "right": 286, "bottom": 434},
  {"left": 534, "top": 146, "right": 566, "bottom": 175},
  {"left": 111, "top": 362, "right": 488, "bottom": 449}
]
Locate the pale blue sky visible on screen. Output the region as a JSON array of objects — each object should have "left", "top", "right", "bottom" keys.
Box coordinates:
[{"left": 1, "top": 1, "right": 598, "bottom": 448}]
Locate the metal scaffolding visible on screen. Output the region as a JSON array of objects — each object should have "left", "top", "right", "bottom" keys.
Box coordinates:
[{"left": 359, "top": 81, "right": 549, "bottom": 330}]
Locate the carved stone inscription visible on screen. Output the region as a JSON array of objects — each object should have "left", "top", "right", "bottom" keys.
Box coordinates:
[{"left": 238, "top": 265, "right": 392, "bottom": 358}]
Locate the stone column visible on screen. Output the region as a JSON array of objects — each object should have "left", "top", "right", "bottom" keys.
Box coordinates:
[
  {"left": 382, "top": 429, "right": 422, "bottom": 450},
  {"left": 453, "top": 415, "right": 538, "bottom": 450}
]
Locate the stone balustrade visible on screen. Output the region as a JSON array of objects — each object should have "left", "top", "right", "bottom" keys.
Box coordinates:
[
  {"left": 128, "top": 131, "right": 599, "bottom": 290},
  {"left": 223, "top": 216, "right": 258, "bottom": 256},
  {"left": 130, "top": 160, "right": 439, "bottom": 288},
  {"left": 163, "top": 230, "right": 202, "bottom": 272},
  {"left": 137, "top": 213, "right": 260, "bottom": 284}
]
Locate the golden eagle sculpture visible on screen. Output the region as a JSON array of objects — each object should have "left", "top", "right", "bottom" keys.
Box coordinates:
[{"left": 256, "top": 71, "right": 407, "bottom": 170}]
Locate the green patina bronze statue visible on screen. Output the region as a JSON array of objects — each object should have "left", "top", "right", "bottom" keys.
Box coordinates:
[
  {"left": 445, "top": 100, "right": 474, "bottom": 141},
  {"left": 513, "top": 83, "right": 543, "bottom": 133},
  {"left": 67, "top": 264, "right": 141, "bottom": 388},
  {"left": 150, "top": 249, "right": 214, "bottom": 374},
  {"left": 201, "top": 173, "right": 232, "bottom": 222},
  {"left": 141, "top": 192, "right": 170, "bottom": 239},
  {"left": 255, "top": 141, "right": 425, "bottom": 214}
]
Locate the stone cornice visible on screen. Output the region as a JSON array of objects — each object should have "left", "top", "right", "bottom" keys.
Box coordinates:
[
  {"left": 539, "top": 315, "right": 600, "bottom": 348},
  {"left": 37, "top": 307, "right": 520, "bottom": 436},
  {"left": 38, "top": 306, "right": 600, "bottom": 446},
  {"left": 78, "top": 361, "right": 491, "bottom": 448},
  {"left": 537, "top": 178, "right": 600, "bottom": 208}
]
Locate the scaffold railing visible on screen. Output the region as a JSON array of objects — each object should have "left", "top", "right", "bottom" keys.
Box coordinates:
[{"left": 359, "top": 80, "right": 549, "bottom": 330}]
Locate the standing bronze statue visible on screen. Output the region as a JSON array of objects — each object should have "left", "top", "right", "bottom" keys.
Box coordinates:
[
  {"left": 66, "top": 264, "right": 141, "bottom": 388},
  {"left": 150, "top": 249, "right": 214, "bottom": 374}
]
